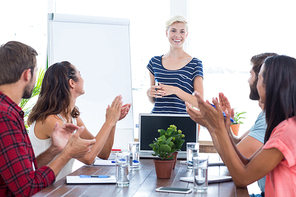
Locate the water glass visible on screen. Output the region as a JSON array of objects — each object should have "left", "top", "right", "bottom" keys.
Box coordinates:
[
  {"left": 116, "top": 152, "right": 129, "bottom": 187},
  {"left": 128, "top": 141, "right": 140, "bottom": 170},
  {"left": 186, "top": 142, "right": 199, "bottom": 169},
  {"left": 193, "top": 155, "right": 209, "bottom": 192}
]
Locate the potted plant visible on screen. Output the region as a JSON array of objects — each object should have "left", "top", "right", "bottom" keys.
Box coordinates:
[
  {"left": 230, "top": 110, "right": 246, "bottom": 136},
  {"left": 149, "top": 134, "right": 175, "bottom": 178},
  {"left": 158, "top": 125, "right": 185, "bottom": 169}
]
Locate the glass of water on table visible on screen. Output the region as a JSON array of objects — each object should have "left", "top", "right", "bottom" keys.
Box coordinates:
[
  {"left": 186, "top": 142, "right": 199, "bottom": 169},
  {"left": 115, "top": 152, "right": 129, "bottom": 187},
  {"left": 193, "top": 155, "right": 209, "bottom": 193},
  {"left": 128, "top": 141, "right": 140, "bottom": 170}
]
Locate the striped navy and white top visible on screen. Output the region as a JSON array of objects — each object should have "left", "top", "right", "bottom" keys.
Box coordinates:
[{"left": 147, "top": 55, "right": 203, "bottom": 114}]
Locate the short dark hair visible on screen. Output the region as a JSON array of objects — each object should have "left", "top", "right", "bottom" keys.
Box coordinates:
[
  {"left": 263, "top": 55, "right": 296, "bottom": 143},
  {"left": 251, "top": 53, "right": 277, "bottom": 83},
  {"left": 249, "top": 53, "right": 277, "bottom": 100},
  {"left": 0, "top": 41, "right": 38, "bottom": 85}
]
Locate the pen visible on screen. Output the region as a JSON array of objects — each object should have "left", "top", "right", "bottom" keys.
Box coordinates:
[
  {"left": 155, "top": 79, "right": 158, "bottom": 91},
  {"left": 79, "top": 175, "right": 110, "bottom": 178},
  {"left": 210, "top": 104, "right": 236, "bottom": 123}
]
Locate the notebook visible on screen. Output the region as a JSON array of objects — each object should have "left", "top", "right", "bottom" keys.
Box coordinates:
[
  {"left": 66, "top": 175, "right": 116, "bottom": 184},
  {"left": 180, "top": 175, "right": 232, "bottom": 184},
  {"left": 93, "top": 159, "right": 115, "bottom": 166},
  {"left": 138, "top": 113, "right": 198, "bottom": 159}
]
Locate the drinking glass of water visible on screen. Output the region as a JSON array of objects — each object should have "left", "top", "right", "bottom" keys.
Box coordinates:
[
  {"left": 116, "top": 152, "right": 129, "bottom": 187},
  {"left": 128, "top": 141, "right": 140, "bottom": 170},
  {"left": 186, "top": 142, "right": 199, "bottom": 169},
  {"left": 193, "top": 155, "right": 209, "bottom": 192}
]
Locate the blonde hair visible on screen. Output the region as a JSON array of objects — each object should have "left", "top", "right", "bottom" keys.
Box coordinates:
[{"left": 165, "top": 15, "right": 188, "bottom": 32}]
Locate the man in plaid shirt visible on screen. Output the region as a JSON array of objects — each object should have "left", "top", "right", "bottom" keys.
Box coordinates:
[{"left": 0, "top": 41, "right": 96, "bottom": 197}]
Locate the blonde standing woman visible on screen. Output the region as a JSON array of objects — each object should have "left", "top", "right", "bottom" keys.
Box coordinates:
[{"left": 146, "top": 15, "right": 204, "bottom": 114}]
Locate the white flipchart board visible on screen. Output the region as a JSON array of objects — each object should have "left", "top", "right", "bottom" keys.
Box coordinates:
[{"left": 47, "top": 13, "right": 134, "bottom": 150}]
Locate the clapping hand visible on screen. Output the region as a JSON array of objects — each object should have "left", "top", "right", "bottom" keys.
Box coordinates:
[
  {"left": 218, "top": 93, "right": 234, "bottom": 134},
  {"left": 64, "top": 126, "right": 96, "bottom": 159},
  {"left": 219, "top": 92, "right": 234, "bottom": 119},
  {"left": 119, "top": 103, "right": 131, "bottom": 121},
  {"left": 105, "top": 95, "right": 123, "bottom": 125},
  {"left": 187, "top": 91, "right": 231, "bottom": 137},
  {"left": 196, "top": 92, "right": 231, "bottom": 135},
  {"left": 51, "top": 122, "right": 80, "bottom": 153},
  {"left": 186, "top": 101, "right": 210, "bottom": 129}
]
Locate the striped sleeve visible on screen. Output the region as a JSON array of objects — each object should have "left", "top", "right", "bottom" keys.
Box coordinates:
[
  {"left": 147, "top": 57, "right": 155, "bottom": 75},
  {"left": 192, "top": 57, "right": 203, "bottom": 79}
]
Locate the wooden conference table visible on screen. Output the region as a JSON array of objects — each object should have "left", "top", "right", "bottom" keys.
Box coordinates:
[{"left": 33, "top": 154, "right": 250, "bottom": 197}]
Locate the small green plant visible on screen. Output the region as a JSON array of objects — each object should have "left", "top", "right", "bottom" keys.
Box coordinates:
[
  {"left": 19, "top": 68, "right": 45, "bottom": 130},
  {"left": 149, "top": 125, "right": 185, "bottom": 160},
  {"left": 158, "top": 125, "right": 185, "bottom": 151},
  {"left": 232, "top": 110, "right": 246, "bottom": 125},
  {"left": 149, "top": 135, "right": 175, "bottom": 160}
]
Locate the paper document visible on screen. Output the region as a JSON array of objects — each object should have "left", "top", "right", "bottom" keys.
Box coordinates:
[
  {"left": 93, "top": 159, "right": 115, "bottom": 166},
  {"left": 66, "top": 175, "right": 116, "bottom": 184}
]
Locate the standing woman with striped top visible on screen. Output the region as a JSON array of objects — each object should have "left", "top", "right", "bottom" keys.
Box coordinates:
[{"left": 147, "top": 15, "right": 204, "bottom": 114}]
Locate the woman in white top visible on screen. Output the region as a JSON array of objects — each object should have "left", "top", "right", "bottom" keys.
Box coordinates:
[{"left": 28, "top": 61, "right": 130, "bottom": 181}]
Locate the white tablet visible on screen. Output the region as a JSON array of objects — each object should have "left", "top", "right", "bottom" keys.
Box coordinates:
[{"left": 155, "top": 187, "right": 192, "bottom": 194}]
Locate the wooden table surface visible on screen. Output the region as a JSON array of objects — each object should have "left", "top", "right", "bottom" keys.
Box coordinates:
[{"left": 33, "top": 154, "right": 250, "bottom": 197}]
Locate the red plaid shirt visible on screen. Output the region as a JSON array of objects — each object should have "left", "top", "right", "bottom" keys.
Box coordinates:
[{"left": 0, "top": 92, "right": 55, "bottom": 197}]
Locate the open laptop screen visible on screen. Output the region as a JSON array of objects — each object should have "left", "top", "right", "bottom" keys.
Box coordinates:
[{"left": 139, "top": 113, "right": 198, "bottom": 152}]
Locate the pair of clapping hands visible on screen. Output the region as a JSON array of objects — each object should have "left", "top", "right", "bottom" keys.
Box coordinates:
[
  {"left": 50, "top": 95, "right": 131, "bottom": 160},
  {"left": 185, "top": 92, "right": 234, "bottom": 135}
]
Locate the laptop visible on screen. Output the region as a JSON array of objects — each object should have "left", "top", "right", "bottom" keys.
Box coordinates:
[{"left": 138, "top": 113, "right": 198, "bottom": 159}]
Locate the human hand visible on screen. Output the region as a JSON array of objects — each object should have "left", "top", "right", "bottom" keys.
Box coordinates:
[
  {"left": 51, "top": 122, "right": 79, "bottom": 153},
  {"left": 185, "top": 101, "right": 210, "bottom": 128},
  {"left": 118, "top": 103, "right": 131, "bottom": 121},
  {"left": 158, "top": 83, "right": 177, "bottom": 96},
  {"left": 219, "top": 92, "right": 234, "bottom": 119},
  {"left": 147, "top": 85, "right": 165, "bottom": 98},
  {"left": 63, "top": 126, "right": 96, "bottom": 159},
  {"left": 194, "top": 92, "right": 227, "bottom": 136},
  {"left": 224, "top": 109, "right": 232, "bottom": 135},
  {"left": 105, "top": 95, "right": 123, "bottom": 125}
]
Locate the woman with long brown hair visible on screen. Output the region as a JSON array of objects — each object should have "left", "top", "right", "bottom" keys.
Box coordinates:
[{"left": 28, "top": 61, "right": 130, "bottom": 181}]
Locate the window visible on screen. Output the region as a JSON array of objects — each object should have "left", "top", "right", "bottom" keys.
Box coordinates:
[
  {"left": 0, "top": 0, "right": 48, "bottom": 68},
  {"left": 188, "top": 0, "right": 296, "bottom": 134}
]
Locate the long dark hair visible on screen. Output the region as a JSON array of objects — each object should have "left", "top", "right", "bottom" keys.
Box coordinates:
[
  {"left": 263, "top": 55, "right": 296, "bottom": 143},
  {"left": 28, "top": 61, "right": 80, "bottom": 125}
]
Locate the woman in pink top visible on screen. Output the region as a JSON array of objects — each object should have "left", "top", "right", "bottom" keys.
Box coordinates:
[{"left": 186, "top": 55, "right": 296, "bottom": 196}]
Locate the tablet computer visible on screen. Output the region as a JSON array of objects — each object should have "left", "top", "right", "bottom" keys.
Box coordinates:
[{"left": 155, "top": 187, "right": 192, "bottom": 194}]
